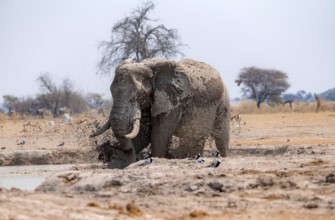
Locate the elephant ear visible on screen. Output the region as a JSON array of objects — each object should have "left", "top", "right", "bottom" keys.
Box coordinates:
[{"left": 143, "top": 58, "right": 190, "bottom": 117}]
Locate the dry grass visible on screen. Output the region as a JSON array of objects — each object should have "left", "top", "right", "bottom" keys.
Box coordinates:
[
  {"left": 232, "top": 100, "right": 335, "bottom": 114},
  {"left": 0, "top": 112, "right": 37, "bottom": 121},
  {"left": 1, "top": 100, "right": 334, "bottom": 123},
  {"left": 0, "top": 109, "right": 105, "bottom": 123},
  {"left": 0, "top": 112, "right": 8, "bottom": 122}
]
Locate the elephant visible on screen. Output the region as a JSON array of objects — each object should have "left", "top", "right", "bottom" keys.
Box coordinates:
[{"left": 90, "top": 58, "right": 230, "bottom": 168}]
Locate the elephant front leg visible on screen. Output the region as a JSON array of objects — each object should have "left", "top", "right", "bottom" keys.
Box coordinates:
[
  {"left": 132, "top": 115, "right": 152, "bottom": 154},
  {"left": 151, "top": 108, "right": 182, "bottom": 157}
]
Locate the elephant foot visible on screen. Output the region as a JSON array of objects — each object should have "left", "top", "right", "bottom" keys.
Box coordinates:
[{"left": 107, "top": 148, "right": 136, "bottom": 169}]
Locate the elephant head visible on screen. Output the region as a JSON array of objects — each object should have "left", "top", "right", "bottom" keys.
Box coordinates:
[
  {"left": 90, "top": 58, "right": 189, "bottom": 166},
  {"left": 109, "top": 60, "right": 153, "bottom": 139}
]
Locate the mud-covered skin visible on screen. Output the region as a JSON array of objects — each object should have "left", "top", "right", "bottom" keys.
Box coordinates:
[{"left": 95, "top": 58, "right": 230, "bottom": 168}]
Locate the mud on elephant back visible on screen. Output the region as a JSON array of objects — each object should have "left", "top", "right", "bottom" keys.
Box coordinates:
[{"left": 90, "top": 58, "right": 230, "bottom": 169}]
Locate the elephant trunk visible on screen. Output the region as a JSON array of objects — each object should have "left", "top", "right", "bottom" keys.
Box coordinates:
[
  {"left": 110, "top": 100, "right": 141, "bottom": 140},
  {"left": 90, "top": 119, "right": 111, "bottom": 138},
  {"left": 90, "top": 99, "right": 141, "bottom": 141}
]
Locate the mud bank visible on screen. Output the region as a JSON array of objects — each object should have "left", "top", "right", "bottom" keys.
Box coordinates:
[
  {"left": 0, "top": 113, "right": 334, "bottom": 219},
  {"left": 1, "top": 152, "right": 335, "bottom": 219},
  {"left": 0, "top": 150, "right": 95, "bottom": 166}
]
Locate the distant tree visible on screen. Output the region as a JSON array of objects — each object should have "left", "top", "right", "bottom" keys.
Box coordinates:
[
  {"left": 2, "top": 95, "right": 19, "bottom": 114},
  {"left": 266, "top": 95, "right": 283, "bottom": 107},
  {"left": 86, "top": 93, "right": 105, "bottom": 109},
  {"left": 36, "top": 73, "right": 83, "bottom": 116},
  {"left": 62, "top": 78, "right": 74, "bottom": 109},
  {"left": 236, "top": 67, "right": 290, "bottom": 108},
  {"left": 320, "top": 87, "right": 335, "bottom": 101},
  {"left": 314, "top": 93, "right": 321, "bottom": 112},
  {"left": 2, "top": 95, "right": 39, "bottom": 116},
  {"left": 2, "top": 74, "right": 88, "bottom": 117},
  {"left": 97, "top": 1, "right": 185, "bottom": 75},
  {"left": 36, "top": 73, "right": 62, "bottom": 116}
]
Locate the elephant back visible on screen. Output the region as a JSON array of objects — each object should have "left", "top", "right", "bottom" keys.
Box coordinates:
[{"left": 177, "top": 59, "right": 223, "bottom": 91}]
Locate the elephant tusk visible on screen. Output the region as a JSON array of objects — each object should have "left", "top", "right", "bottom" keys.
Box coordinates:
[
  {"left": 125, "top": 119, "right": 140, "bottom": 139},
  {"left": 90, "top": 120, "right": 111, "bottom": 138}
]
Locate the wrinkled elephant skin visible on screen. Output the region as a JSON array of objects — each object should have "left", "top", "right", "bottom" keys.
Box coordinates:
[{"left": 91, "top": 58, "right": 230, "bottom": 168}]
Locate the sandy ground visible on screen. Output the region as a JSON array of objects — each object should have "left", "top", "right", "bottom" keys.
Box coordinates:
[{"left": 0, "top": 112, "right": 335, "bottom": 219}]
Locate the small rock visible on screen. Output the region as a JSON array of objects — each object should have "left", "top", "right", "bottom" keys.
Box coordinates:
[
  {"left": 119, "top": 186, "right": 132, "bottom": 193},
  {"left": 48, "top": 121, "right": 56, "bottom": 127},
  {"left": 303, "top": 203, "right": 318, "bottom": 209},
  {"left": 87, "top": 201, "right": 100, "bottom": 207},
  {"left": 103, "top": 179, "right": 123, "bottom": 187},
  {"left": 126, "top": 201, "right": 143, "bottom": 217},
  {"left": 189, "top": 210, "right": 208, "bottom": 218},
  {"left": 17, "top": 140, "right": 25, "bottom": 145},
  {"left": 279, "top": 180, "right": 297, "bottom": 189},
  {"left": 83, "top": 184, "right": 96, "bottom": 191},
  {"left": 326, "top": 173, "right": 335, "bottom": 183},
  {"left": 228, "top": 201, "right": 237, "bottom": 208},
  {"left": 57, "top": 141, "right": 65, "bottom": 147},
  {"left": 196, "top": 174, "right": 205, "bottom": 179},
  {"left": 297, "top": 148, "right": 306, "bottom": 154},
  {"left": 186, "top": 185, "right": 199, "bottom": 192},
  {"left": 63, "top": 113, "right": 72, "bottom": 122},
  {"left": 66, "top": 173, "right": 76, "bottom": 181},
  {"left": 73, "top": 186, "right": 83, "bottom": 191},
  {"left": 257, "top": 176, "right": 274, "bottom": 188},
  {"left": 208, "top": 182, "right": 224, "bottom": 192}
]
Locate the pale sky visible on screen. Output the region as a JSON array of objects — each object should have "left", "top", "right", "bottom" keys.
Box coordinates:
[{"left": 0, "top": 0, "right": 334, "bottom": 104}]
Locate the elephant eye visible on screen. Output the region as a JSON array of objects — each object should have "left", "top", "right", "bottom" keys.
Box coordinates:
[
  {"left": 117, "top": 75, "right": 127, "bottom": 83},
  {"left": 115, "top": 74, "right": 132, "bottom": 87}
]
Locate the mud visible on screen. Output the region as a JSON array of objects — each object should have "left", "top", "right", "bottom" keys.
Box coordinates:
[{"left": 0, "top": 112, "right": 335, "bottom": 219}]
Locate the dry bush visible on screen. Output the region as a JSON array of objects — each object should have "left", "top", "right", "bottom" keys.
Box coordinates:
[
  {"left": 75, "top": 109, "right": 106, "bottom": 122},
  {"left": 0, "top": 112, "right": 8, "bottom": 122},
  {"left": 8, "top": 112, "right": 43, "bottom": 121},
  {"left": 316, "top": 100, "right": 335, "bottom": 112},
  {"left": 231, "top": 100, "right": 292, "bottom": 114},
  {"left": 231, "top": 100, "right": 335, "bottom": 114},
  {"left": 4, "top": 111, "right": 25, "bottom": 121}
]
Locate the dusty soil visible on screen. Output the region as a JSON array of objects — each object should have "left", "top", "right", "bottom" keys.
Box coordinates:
[
  {"left": 1, "top": 112, "right": 335, "bottom": 219},
  {"left": 0, "top": 116, "right": 99, "bottom": 166}
]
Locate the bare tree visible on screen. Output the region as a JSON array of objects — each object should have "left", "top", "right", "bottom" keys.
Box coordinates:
[
  {"left": 236, "top": 67, "right": 290, "bottom": 108},
  {"left": 97, "top": 1, "right": 185, "bottom": 75},
  {"left": 37, "top": 73, "right": 61, "bottom": 116},
  {"left": 86, "top": 93, "right": 104, "bottom": 109},
  {"left": 314, "top": 93, "right": 321, "bottom": 112},
  {"left": 2, "top": 95, "right": 19, "bottom": 114},
  {"left": 2, "top": 95, "right": 40, "bottom": 116},
  {"left": 62, "top": 78, "right": 74, "bottom": 109}
]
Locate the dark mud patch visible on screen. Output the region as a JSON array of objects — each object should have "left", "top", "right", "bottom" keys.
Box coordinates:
[
  {"left": 0, "top": 150, "right": 96, "bottom": 166},
  {"left": 302, "top": 159, "right": 332, "bottom": 167},
  {"left": 229, "top": 146, "right": 288, "bottom": 156},
  {"left": 240, "top": 169, "right": 327, "bottom": 177}
]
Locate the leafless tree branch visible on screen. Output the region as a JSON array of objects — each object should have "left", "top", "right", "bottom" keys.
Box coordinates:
[
  {"left": 236, "top": 67, "right": 290, "bottom": 108},
  {"left": 97, "top": 1, "right": 185, "bottom": 76}
]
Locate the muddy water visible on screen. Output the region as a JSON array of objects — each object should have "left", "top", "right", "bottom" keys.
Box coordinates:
[{"left": 0, "top": 164, "right": 74, "bottom": 191}]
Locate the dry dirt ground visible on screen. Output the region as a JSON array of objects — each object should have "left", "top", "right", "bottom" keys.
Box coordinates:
[{"left": 0, "top": 112, "right": 335, "bottom": 219}]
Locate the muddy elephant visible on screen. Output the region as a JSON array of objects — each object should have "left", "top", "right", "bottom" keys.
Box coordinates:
[{"left": 91, "top": 58, "right": 230, "bottom": 168}]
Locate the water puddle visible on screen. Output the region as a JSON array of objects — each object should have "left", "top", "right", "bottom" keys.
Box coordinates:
[{"left": 0, "top": 164, "right": 75, "bottom": 191}]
